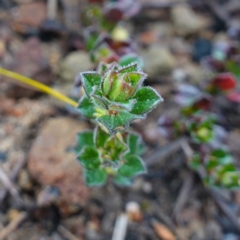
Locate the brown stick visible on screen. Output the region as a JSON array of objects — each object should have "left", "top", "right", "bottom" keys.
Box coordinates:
[
  {"left": 145, "top": 138, "right": 185, "bottom": 167},
  {"left": 0, "top": 212, "right": 27, "bottom": 240},
  {"left": 58, "top": 225, "right": 82, "bottom": 240},
  {"left": 172, "top": 172, "right": 194, "bottom": 224}
]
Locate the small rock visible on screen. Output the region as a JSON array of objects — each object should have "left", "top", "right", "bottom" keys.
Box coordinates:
[
  {"left": 7, "top": 209, "right": 20, "bottom": 222},
  {"left": 11, "top": 2, "right": 47, "bottom": 33},
  {"left": 183, "top": 62, "right": 207, "bottom": 84},
  {"left": 170, "top": 38, "right": 192, "bottom": 55},
  {"left": 171, "top": 6, "right": 210, "bottom": 36},
  {"left": 126, "top": 201, "right": 143, "bottom": 222},
  {"left": 28, "top": 117, "right": 90, "bottom": 211},
  {"left": 192, "top": 38, "right": 212, "bottom": 62},
  {"left": 58, "top": 51, "right": 93, "bottom": 82},
  {"left": 138, "top": 44, "right": 176, "bottom": 78},
  {"left": 18, "top": 169, "right": 33, "bottom": 191},
  {"left": 172, "top": 68, "right": 187, "bottom": 82}
]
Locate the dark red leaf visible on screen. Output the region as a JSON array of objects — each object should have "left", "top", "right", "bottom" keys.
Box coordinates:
[{"left": 212, "top": 73, "right": 237, "bottom": 91}]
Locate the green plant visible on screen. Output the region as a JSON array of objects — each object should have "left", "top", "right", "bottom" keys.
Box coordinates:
[
  {"left": 159, "top": 71, "right": 240, "bottom": 189},
  {"left": 0, "top": 0, "right": 162, "bottom": 187},
  {"left": 75, "top": 61, "right": 163, "bottom": 186}
]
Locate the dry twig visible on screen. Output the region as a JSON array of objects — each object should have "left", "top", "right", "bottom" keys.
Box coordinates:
[
  {"left": 0, "top": 166, "right": 22, "bottom": 206},
  {"left": 145, "top": 138, "right": 185, "bottom": 167},
  {"left": 172, "top": 172, "right": 194, "bottom": 224},
  {"left": 58, "top": 225, "right": 82, "bottom": 240},
  {"left": 0, "top": 212, "right": 27, "bottom": 240}
]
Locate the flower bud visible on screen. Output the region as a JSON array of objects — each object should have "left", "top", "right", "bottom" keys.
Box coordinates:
[{"left": 102, "top": 65, "right": 146, "bottom": 102}]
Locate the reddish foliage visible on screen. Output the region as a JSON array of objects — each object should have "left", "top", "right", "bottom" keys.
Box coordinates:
[{"left": 212, "top": 73, "right": 237, "bottom": 91}]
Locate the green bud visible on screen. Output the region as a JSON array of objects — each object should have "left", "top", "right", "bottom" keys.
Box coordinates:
[{"left": 101, "top": 63, "right": 146, "bottom": 102}]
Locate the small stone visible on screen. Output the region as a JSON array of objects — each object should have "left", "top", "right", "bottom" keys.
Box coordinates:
[
  {"left": 171, "top": 6, "right": 210, "bottom": 36},
  {"left": 7, "top": 209, "right": 20, "bottom": 222},
  {"left": 28, "top": 117, "right": 90, "bottom": 211},
  {"left": 125, "top": 201, "right": 143, "bottom": 222},
  {"left": 183, "top": 62, "right": 207, "bottom": 84},
  {"left": 18, "top": 169, "right": 33, "bottom": 191},
  {"left": 192, "top": 38, "right": 212, "bottom": 62},
  {"left": 172, "top": 68, "right": 187, "bottom": 82},
  {"left": 138, "top": 44, "right": 176, "bottom": 79},
  {"left": 11, "top": 2, "right": 47, "bottom": 33},
  {"left": 58, "top": 51, "right": 93, "bottom": 82}
]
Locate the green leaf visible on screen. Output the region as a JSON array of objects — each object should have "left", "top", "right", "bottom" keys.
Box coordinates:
[
  {"left": 130, "top": 87, "right": 163, "bottom": 115},
  {"left": 118, "top": 62, "right": 138, "bottom": 74},
  {"left": 77, "top": 146, "right": 101, "bottom": 170},
  {"left": 119, "top": 54, "right": 144, "bottom": 69},
  {"left": 109, "top": 99, "right": 136, "bottom": 112},
  {"left": 94, "top": 127, "right": 109, "bottom": 148},
  {"left": 75, "top": 131, "right": 94, "bottom": 154},
  {"left": 91, "top": 89, "right": 108, "bottom": 109},
  {"left": 84, "top": 168, "right": 107, "bottom": 186},
  {"left": 81, "top": 72, "right": 102, "bottom": 97},
  {"left": 123, "top": 72, "right": 146, "bottom": 89},
  {"left": 98, "top": 111, "right": 141, "bottom": 134},
  {"left": 211, "top": 149, "right": 232, "bottom": 164},
  {"left": 118, "top": 155, "right": 146, "bottom": 177},
  {"left": 127, "top": 133, "right": 144, "bottom": 155},
  {"left": 221, "top": 172, "right": 240, "bottom": 188},
  {"left": 86, "top": 33, "right": 99, "bottom": 52},
  {"left": 226, "top": 61, "right": 240, "bottom": 78},
  {"left": 77, "top": 96, "right": 95, "bottom": 119},
  {"left": 97, "top": 62, "right": 109, "bottom": 74},
  {"left": 92, "top": 43, "right": 113, "bottom": 63},
  {"left": 205, "top": 159, "right": 219, "bottom": 171},
  {"left": 114, "top": 174, "right": 132, "bottom": 186}
]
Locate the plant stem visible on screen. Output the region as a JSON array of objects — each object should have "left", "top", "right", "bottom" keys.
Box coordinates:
[{"left": 0, "top": 67, "right": 78, "bottom": 107}]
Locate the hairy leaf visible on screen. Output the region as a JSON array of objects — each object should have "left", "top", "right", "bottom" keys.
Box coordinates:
[
  {"left": 85, "top": 168, "right": 107, "bottom": 186},
  {"left": 94, "top": 127, "right": 109, "bottom": 148},
  {"left": 119, "top": 54, "right": 144, "bottom": 69},
  {"left": 75, "top": 131, "right": 94, "bottom": 154},
  {"left": 78, "top": 96, "right": 95, "bottom": 119},
  {"left": 81, "top": 72, "right": 102, "bottom": 97},
  {"left": 77, "top": 146, "right": 101, "bottom": 170},
  {"left": 131, "top": 87, "right": 163, "bottom": 115},
  {"left": 127, "top": 133, "right": 144, "bottom": 155},
  {"left": 98, "top": 111, "right": 141, "bottom": 134},
  {"left": 118, "top": 155, "right": 145, "bottom": 177},
  {"left": 114, "top": 174, "right": 132, "bottom": 186}
]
